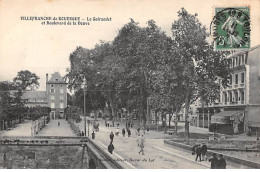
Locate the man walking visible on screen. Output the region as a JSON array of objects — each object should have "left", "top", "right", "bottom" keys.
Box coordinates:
[
  {"left": 201, "top": 143, "right": 208, "bottom": 161},
  {"left": 109, "top": 132, "right": 114, "bottom": 142},
  {"left": 108, "top": 142, "right": 114, "bottom": 154},
  {"left": 122, "top": 128, "right": 126, "bottom": 137},
  {"left": 137, "top": 135, "right": 145, "bottom": 155},
  {"left": 218, "top": 154, "right": 226, "bottom": 169},
  {"left": 195, "top": 144, "right": 202, "bottom": 162},
  {"left": 127, "top": 128, "right": 131, "bottom": 137},
  {"left": 209, "top": 153, "right": 219, "bottom": 169}
]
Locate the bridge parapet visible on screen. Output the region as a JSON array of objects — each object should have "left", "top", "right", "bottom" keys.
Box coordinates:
[{"left": 0, "top": 136, "right": 123, "bottom": 169}]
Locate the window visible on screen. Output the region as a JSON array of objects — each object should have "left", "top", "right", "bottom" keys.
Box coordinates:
[
  {"left": 229, "top": 92, "right": 232, "bottom": 102},
  {"left": 60, "top": 84, "right": 63, "bottom": 87},
  {"left": 235, "top": 74, "right": 238, "bottom": 84},
  {"left": 51, "top": 84, "right": 54, "bottom": 87},
  {"left": 241, "top": 55, "right": 245, "bottom": 64},
  {"left": 60, "top": 103, "right": 64, "bottom": 108},
  {"left": 239, "top": 56, "right": 241, "bottom": 66},
  {"left": 51, "top": 103, "right": 55, "bottom": 108},
  {"left": 241, "top": 90, "right": 245, "bottom": 102},
  {"left": 232, "top": 58, "right": 235, "bottom": 67},
  {"left": 241, "top": 73, "right": 245, "bottom": 83},
  {"left": 55, "top": 78, "right": 58, "bottom": 81},
  {"left": 229, "top": 75, "right": 232, "bottom": 85},
  {"left": 60, "top": 88, "right": 63, "bottom": 94},
  {"left": 236, "top": 56, "right": 239, "bottom": 66},
  {"left": 60, "top": 95, "right": 63, "bottom": 101},
  {"left": 51, "top": 88, "right": 55, "bottom": 93},
  {"left": 51, "top": 95, "right": 55, "bottom": 101}
]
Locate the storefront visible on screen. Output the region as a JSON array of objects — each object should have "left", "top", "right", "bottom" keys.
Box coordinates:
[{"left": 211, "top": 111, "right": 244, "bottom": 134}]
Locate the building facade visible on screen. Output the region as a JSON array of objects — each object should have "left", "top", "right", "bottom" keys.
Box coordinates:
[
  {"left": 22, "top": 91, "right": 48, "bottom": 107},
  {"left": 195, "top": 45, "right": 260, "bottom": 136},
  {"left": 46, "top": 72, "right": 67, "bottom": 119}
]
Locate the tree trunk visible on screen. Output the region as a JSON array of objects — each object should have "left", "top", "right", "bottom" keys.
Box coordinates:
[
  {"left": 184, "top": 92, "right": 190, "bottom": 139},
  {"left": 174, "top": 121, "right": 178, "bottom": 136},
  {"left": 175, "top": 109, "right": 178, "bottom": 136}
]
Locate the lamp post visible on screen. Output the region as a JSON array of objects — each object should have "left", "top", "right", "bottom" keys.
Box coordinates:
[{"left": 83, "top": 78, "right": 87, "bottom": 137}]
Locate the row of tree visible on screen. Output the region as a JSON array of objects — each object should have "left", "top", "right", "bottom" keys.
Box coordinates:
[
  {"left": 0, "top": 70, "right": 44, "bottom": 130},
  {"left": 66, "top": 8, "right": 230, "bottom": 138}
]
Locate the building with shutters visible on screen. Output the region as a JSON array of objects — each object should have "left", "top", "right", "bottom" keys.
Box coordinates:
[
  {"left": 194, "top": 45, "right": 260, "bottom": 136},
  {"left": 46, "top": 72, "right": 67, "bottom": 119}
]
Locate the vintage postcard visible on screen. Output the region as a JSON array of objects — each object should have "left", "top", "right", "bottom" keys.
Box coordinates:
[{"left": 0, "top": 0, "right": 259, "bottom": 169}]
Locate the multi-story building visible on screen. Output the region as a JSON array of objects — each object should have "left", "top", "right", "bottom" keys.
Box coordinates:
[
  {"left": 22, "top": 91, "right": 48, "bottom": 107},
  {"left": 195, "top": 45, "right": 260, "bottom": 135},
  {"left": 46, "top": 72, "right": 67, "bottom": 119}
]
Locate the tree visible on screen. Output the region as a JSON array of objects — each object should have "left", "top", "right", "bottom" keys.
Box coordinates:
[
  {"left": 13, "top": 70, "right": 40, "bottom": 91},
  {"left": 112, "top": 19, "right": 172, "bottom": 126},
  {"left": 65, "top": 106, "right": 83, "bottom": 123},
  {"left": 171, "top": 8, "right": 230, "bottom": 139}
]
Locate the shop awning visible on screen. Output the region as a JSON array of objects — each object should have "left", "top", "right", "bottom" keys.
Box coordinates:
[{"left": 211, "top": 111, "right": 243, "bottom": 124}]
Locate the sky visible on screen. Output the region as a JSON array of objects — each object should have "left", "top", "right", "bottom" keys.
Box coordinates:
[{"left": 0, "top": 0, "right": 259, "bottom": 91}]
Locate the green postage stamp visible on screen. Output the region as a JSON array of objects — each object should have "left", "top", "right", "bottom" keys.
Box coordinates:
[{"left": 212, "top": 7, "right": 250, "bottom": 51}]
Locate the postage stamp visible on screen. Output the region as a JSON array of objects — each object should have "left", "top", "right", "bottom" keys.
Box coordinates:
[{"left": 211, "top": 7, "right": 251, "bottom": 51}]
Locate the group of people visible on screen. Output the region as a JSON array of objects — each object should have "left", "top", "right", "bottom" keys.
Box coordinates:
[
  {"left": 192, "top": 143, "right": 208, "bottom": 162},
  {"left": 137, "top": 127, "right": 150, "bottom": 135},
  {"left": 192, "top": 143, "right": 227, "bottom": 169}
]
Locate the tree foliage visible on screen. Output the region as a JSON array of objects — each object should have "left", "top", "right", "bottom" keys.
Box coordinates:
[
  {"left": 66, "top": 9, "right": 230, "bottom": 132},
  {"left": 13, "top": 70, "right": 40, "bottom": 91}
]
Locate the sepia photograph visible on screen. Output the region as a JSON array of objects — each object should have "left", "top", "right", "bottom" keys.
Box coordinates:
[{"left": 0, "top": 0, "right": 259, "bottom": 169}]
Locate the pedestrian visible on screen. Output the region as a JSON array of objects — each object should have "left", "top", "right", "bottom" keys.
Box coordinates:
[
  {"left": 142, "top": 127, "right": 146, "bottom": 135},
  {"left": 58, "top": 121, "right": 60, "bottom": 126},
  {"left": 81, "top": 131, "right": 84, "bottom": 136},
  {"left": 91, "top": 131, "right": 95, "bottom": 139},
  {"left": 127, "top": 128, "right": 131, "bottom": 137},
  {"left": 108, "top": 142, "right": 114, "bottom": 154},
  {"left": 107, "top": 121, "right": 110, "bottom": 127},
  {"left": 218, "top": 154, "right": 226, "bottom": 169},
  {"left": 137, "top": 127, "right": 140, "bottom": 134},
  {"left": 201, "top": 143, "right": 208, "bottom": 161},
  {"left": 97, "top": 123, "right": 99, "bottom": 131},
  {"left": 146, "top": 127, "right": 149, "bottom": 135},
  {"left": 110, "top": 132, "right": 114, "bottom": 142},
  {"left": 195, "top": 144, "right": 202, "bottom": 162},
  {"left": 209, "top": 153, "right": 219, "bottom": 169},
  {"left": 137, "top": 135, "right": 145, "bottom": 155},
  {"left": 122, "top": 128, "right": 126, "bottom": 137},
  {"left": 192, "top": 144, "right": 199, "bottom": 155},
  {"left": 130, "top": 122, "right": 133, "bottom": 128},
  {"left": 115, "top": 128, "right": 119, "bottom": 136}
]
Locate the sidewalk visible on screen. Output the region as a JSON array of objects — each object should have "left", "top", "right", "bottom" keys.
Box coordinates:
[
  {"left": 37, "top": 119, "right": 75, "bottom": 137},
  {"left": 1, "top": 120, "right": 32, "bottom": 136},
  {"left": 1, "top": 119, "right": 76, "bottom": 137}
]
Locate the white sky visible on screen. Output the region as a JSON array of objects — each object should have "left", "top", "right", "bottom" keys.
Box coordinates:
[{"left": 0, "top": 0, "right": 259, "bottom": 91}]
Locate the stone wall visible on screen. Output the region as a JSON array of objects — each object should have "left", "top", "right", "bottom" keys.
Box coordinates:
[{"left": 0, "top": 145, "right": 83, "bottom": 169}]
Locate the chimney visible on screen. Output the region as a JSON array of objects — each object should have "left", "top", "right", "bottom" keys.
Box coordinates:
[{"left": 46, "top": 73, "right": 48, "bottom": 82}]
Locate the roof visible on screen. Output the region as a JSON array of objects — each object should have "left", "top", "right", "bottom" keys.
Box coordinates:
[
  {"left": 47, "top": 72, "right": 67, "bottom": 84},
  {"left": 22, "top": 91, "right": 47, "bottom": 100}
]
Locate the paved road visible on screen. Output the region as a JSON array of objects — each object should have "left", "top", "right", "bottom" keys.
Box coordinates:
[
  {"left": 1, "top": 120, "right": 32, "bottom": 136},
  {"left": 37, "top": 119, "right": 75, "bottom": 137},
  {"left": 76, "top": 119, "right": 219, "bottom": 169},
  {"left": 1, "top": 119, "right": 75, "bottom": 137}
]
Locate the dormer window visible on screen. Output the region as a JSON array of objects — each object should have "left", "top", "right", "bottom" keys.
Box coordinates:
[{"left": 55, "top": 78, "right": 58, "bottom": 81}]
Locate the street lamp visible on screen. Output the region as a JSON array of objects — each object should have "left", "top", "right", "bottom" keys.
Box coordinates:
[{"left": 83, "top": 78, "right": 87, "bottom": 137}]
